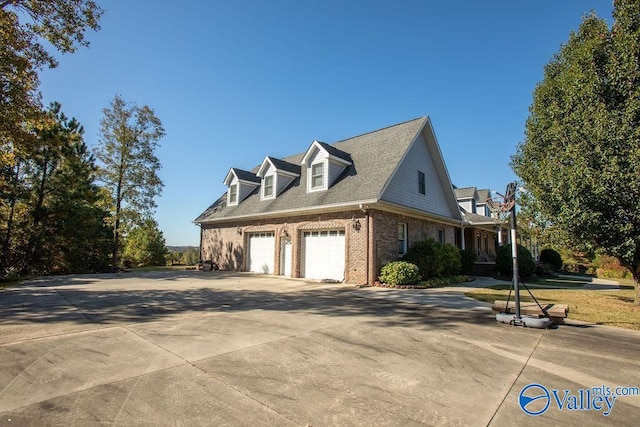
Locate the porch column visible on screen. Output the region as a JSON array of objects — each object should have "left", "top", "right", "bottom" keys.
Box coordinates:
[
  {"left": 497, "top": 225, "right": 503, "bottom": 246},
  {"left": 460, "top": 226, "right": 465, "bottom": 250}
]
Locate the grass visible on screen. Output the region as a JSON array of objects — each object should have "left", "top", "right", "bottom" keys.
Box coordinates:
[
  {"left": 465, "top": 287, "right": 640, "bottom": 331},
  {"left": 0, "top": 277, "right": 26, "bottom": 290}
]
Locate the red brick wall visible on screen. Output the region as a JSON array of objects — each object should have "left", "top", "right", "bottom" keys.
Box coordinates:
[
  {"left": 201, "top": 209, "right": 459, "bottom": 285},
  {"left": 200, "top": 210, "right": 368, "bottom": 284},
  {"left": 372, "top": 210, "right": 458, "bottom": 280}
]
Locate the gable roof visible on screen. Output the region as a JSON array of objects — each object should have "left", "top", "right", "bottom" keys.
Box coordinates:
[
  {"left": 223, "top": 168, "right": 260, "bottom": 185},
  {"left": 300, "top": 140, "right": 353, "bottom": 166},
  {"left": 195, "top": 117, "right": 462, "bottom": 224},
  {"left": 454, "top": 187, "right": 477, "bottom": 200},
  {"left": 257, "top": 156, "right": 301, "bottom": 177}
]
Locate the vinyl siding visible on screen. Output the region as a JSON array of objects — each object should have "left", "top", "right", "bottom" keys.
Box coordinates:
[
  {"left": 381, "top": 132, "right": 453, "bottom": 218},
  {"left": 328, "top": 159, "right": 346, "bottom": 187},
  {"left": 459, "top": 200, "right": 474, "bottom": 214},
  {"left": 229, "top": 177, "right": 258, "bottom": 203}
]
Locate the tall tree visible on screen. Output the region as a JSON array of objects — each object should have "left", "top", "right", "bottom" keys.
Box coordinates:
[
  {"left": 0, "top": 0, "right": 103, "bottom": 156},
  {"left": 95, "top": 95, "right": 165, "bottom": 268},
  {"left": 512, "top": 1, "right": 640, "bottom": 304}
]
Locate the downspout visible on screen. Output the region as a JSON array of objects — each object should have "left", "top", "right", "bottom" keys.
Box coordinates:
[{"left": 359, "top": 204, "right": 370, "bottom": 285}]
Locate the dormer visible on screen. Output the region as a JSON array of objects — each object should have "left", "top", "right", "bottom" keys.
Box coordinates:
[
  {"left": 475, "top": 189, "right": 492, "bottom": 217},
  {"left": 223, "top": 168, "right": 260, "bottom": 206},
  {"left": 300, "top": 140, "right": 352, "bottom": 192},
  {"left": 454, "top": 187, "right": 478, "bottom": 214},
  {"left": 256, "top": 157, "right": 301, "bottom": 200}
]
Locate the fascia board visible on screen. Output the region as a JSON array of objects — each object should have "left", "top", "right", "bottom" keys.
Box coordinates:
[
  {"left": 375, "top": 200, "right": 465, "bottom": 227},
  {"left": 223, "top": 169, "right": 236, "bottom": 186},
  {"left": 423, "top": 117, "right": 464, "bottom": 221},
  {"left": 300, "top": 141, "right": 321, "bottom": 165},
  {"left": 256, "top": 158, "right": 272, "bottom": 177}
]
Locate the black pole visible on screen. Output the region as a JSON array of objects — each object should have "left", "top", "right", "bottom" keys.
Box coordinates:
[{"left": 510, "top": 202, "right": 522, "bottom": 322}]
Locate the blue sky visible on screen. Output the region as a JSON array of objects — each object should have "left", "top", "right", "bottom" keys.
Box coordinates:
[{"left": 39, "top": 0, "right": 614, "bottom": 246}]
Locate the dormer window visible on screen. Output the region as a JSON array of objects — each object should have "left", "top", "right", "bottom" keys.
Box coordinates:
[
  {"left": 224, "top": 168, "right": 260, "bottom": 206},
  {"left": 257, "top": 157, "right": 301, "bottom": 201},
  {"left": 301, "top": 140, "right": 352, "bottom": 194},
  {"left": 228, "top": 184, "right": 238, "bottom": 205},
  {"left": 311, "top": 163, "right": 324, "bottom": 190},
  {"left": 263, "top": 175, "right": 274, "bottom": 199}
]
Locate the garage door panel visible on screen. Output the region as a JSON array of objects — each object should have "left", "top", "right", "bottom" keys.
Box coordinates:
[
  {"left": 302, "top": 230, "right": 345, "bottom": 281},
  {"left": 248, "top": 233, "right": 275, "bottom": 274}
]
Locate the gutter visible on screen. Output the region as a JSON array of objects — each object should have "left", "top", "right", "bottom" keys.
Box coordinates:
[{"left": 195, "top": 199, "right": 380, "bottom": 224}]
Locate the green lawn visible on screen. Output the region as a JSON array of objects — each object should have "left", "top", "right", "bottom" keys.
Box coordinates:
[{"left": 466, "top": 287, "right": 640, "bottom": 331}]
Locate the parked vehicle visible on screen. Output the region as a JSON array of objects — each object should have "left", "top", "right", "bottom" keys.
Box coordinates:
[{"left": 197, "top": 260, "right": 219, "bottom": 271}]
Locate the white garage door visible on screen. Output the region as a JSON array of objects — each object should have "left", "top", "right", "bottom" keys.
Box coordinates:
[
  {"left": 248, "top": 232, "right": 275, "bottom": 274},
  {"left": 302, "top": 230, "right": 345, "bottom": 281}
]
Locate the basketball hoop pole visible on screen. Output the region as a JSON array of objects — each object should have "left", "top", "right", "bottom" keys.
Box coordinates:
[
  {"left": 496, "top": 182, "right": 551, "bottom": 328},
  {"left": 509, "top": 200, "right": 522, "bottom": 324}
]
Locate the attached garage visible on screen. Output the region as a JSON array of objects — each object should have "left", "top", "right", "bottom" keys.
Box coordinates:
[
  {"left": 301, "top": 229, "right": 346, "bottom": 281},
  {"left": 248, "top": 232, "right": 275, "bottom": 273}
]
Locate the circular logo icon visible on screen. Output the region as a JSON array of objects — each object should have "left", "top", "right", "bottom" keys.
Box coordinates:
[{"left": 519, "top": 383, "right": 551, "bottom": 416}]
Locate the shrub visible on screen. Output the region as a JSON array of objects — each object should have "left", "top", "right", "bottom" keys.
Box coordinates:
[
  {"left": 540, "top": 248, "right": 563, "bottom": 271},
  {"left": 495, "top": 244, "right": 535, "bottom": 278},
  {"left": 593, "top": 254, "right": 632, "bottom": 280},
  {"left": 459, "top": 249, "right": 477, "bottom": 275},
  {"left": 403, "top": 238, "right": 462, "bottom": 279},
  {"left": 379, "top": 261, "right": 421, "bottom": 286}
]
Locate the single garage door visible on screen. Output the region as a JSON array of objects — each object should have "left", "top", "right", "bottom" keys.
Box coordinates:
[
  {"left": 248, "top": 232, "right": 275, "bottom": 273},
  {"left": 302, "top": 229, "right": 345, "bottom": 281}
]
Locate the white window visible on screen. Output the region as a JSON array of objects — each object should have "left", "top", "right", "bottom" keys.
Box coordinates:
[
  {"left": 311, "top": 163, "right": 324, "bottom": 189},
  {"left": 438, "top": 228, "right": 445, "bottom": 243},
  {"left": 398, "top": 223, "right": 407, "bottom": 255},
  {"left": 228, "top": 184, "right": 238, "bottom": 205},
  {"left": 263, "top": 175, "right": 274, "bottom": 199}
]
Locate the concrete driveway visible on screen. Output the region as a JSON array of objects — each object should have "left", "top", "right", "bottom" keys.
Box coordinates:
[{"left": 0, "top": 271, "right": 638, "bottom": 426}]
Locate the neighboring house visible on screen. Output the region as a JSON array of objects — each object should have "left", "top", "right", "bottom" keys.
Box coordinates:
[
  {"left": 454, "top": 186, "right": 507, "bottom": 262},
  {"left": 194, "top": 117, "right": 464, "bottom": 285}
]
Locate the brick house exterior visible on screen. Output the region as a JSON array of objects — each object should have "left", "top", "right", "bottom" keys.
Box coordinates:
[{"left": 195, "top": 117, "right": 464, "bottom": 285}]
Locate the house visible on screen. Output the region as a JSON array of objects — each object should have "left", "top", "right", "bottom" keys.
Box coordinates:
[
  {"left": 454, "top": 186, "right": 508, "bottom": 262},
  {"left": 194, "top": 117, "right": 464, "bottom": 285}
]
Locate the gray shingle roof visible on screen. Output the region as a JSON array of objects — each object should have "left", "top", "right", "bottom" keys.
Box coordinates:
[
  {"left": 462, "top": 211, "right": 499, "bottom": 225},
  {"left": 230, "top": 168, "right": 260, "bottom": 183},
  {"left": 266, "top": 157, "right": 301, "bottom": 175},
  {"left": 476, "top": 189, "right": 491, "bottom": 203},
  {"left": 195, "top": 117, "right": 428, "bottom": 223},
  {"left": 315, "top": 141, "right": 353, "bottom": 163},
  {"left": 454, "top": 187, "right": 477, "bottom": 200}
]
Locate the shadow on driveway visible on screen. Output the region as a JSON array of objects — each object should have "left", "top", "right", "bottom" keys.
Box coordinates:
[{"left": 0, "top": 271, "right": 494, "bottom": 331}]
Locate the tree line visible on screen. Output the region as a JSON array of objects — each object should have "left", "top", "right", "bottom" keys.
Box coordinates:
[{"left": 1, "top": 1, "right": 168, "bottom": 278}]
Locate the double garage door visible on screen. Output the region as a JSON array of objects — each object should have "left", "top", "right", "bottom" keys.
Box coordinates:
[{"left": 247, "top": 230, "right": 345, "bottom": 281}]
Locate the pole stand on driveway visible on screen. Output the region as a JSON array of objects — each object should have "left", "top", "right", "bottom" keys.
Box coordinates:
[{"left": 495, "top": 182, "right": 552, "bottom": 329}]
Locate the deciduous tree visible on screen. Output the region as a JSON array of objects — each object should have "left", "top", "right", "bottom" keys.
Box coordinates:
[
  {"left": 95, "top": 95, "right": 165, "bottom": 268},
  {"left": 0, "top": 0, "right": 103, "bottom": 156},
  {"left": 512, "top": 0, "right": 640, "bottom": 303},
  {"left": 122, "top": 218, "right": 168, "bottom": 267}
]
